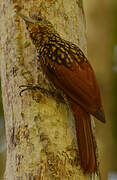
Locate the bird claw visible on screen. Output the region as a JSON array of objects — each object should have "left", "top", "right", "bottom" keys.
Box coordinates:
[
  {"left": 19, "top": 84, "right": 65, "bottom": 103},
  {"left": 19, "top": 84, "right": 49, "bottom": 96},
  {"left": 19, "top": 86, "right": 30, "bottom": 96}
]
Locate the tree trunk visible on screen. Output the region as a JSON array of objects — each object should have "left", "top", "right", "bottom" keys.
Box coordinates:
[{"left": 0, "top": 0, "right": 100, "bottom": 179}]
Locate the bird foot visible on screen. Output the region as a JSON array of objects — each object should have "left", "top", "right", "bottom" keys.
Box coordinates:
[
  {"left": 19, "top": 84, "right": 50, "bottom": 96},
  {"left": 19, "top": 84, "right": 65, "bottom": 103}
]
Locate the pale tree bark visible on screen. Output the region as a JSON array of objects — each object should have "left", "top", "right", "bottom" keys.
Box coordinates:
[{"left": 0, "top": 0, "right": 100, "bottom": 179}]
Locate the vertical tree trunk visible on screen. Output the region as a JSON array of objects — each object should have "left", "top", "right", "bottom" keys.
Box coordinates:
[{"left": 0, "top": 0, "right": 100, "bottom": 179}]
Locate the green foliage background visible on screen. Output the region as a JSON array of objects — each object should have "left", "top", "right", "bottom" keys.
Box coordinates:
[{"left": 112, "top": 0, "right": 117, "bottom": 171}]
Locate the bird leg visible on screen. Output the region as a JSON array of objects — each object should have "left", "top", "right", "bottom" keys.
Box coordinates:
[{"left": 19, "top": 84, "right": 65, "bottom": 103}]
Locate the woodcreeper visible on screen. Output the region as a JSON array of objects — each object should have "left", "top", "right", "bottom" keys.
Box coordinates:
[{"left": 18, "top": 12, "right": 105, "bottom": 174}]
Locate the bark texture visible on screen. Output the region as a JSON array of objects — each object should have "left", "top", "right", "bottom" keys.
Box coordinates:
[{"left": 0, "top": 0, "right": 100, "bottom": 179}]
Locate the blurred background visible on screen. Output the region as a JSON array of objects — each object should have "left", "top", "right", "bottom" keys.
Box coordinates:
[
  {"left": 84, "top": 0, "right": 117, "bottom": 180},
  {"left": 0, "top": 84, "right": 6, "bottom": 179},
  {"left": 0, "top": 0, "right": 116, "bottom": 179}
]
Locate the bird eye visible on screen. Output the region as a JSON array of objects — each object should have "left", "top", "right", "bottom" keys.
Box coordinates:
[
  {"left": 37, "top": 17, "right": 43, "bottom": 21},
  {"left": 26, "top": 24, "right": 30, "bottom": 30}
]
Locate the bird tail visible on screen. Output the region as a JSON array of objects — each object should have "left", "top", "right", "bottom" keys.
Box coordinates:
[{"left": 70, "top": 102, "right": 97, "bottom": 173}]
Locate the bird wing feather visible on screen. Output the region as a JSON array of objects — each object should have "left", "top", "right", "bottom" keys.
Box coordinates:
[{"left": 46, "top": 59, "right": 105, "bottom": 122}]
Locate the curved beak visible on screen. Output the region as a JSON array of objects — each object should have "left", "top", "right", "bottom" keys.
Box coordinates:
[{"left": 17, "top": 12, "right": 37, "bottom": 24}]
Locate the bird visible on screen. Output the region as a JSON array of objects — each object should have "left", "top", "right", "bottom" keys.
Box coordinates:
[{"left": 18, "top": 12, "right": 106, "bottom": 174}]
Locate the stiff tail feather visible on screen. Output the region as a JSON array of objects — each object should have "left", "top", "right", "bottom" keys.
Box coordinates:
[{"left": 70, "top": 101, "right": 97, "bottom": 173}]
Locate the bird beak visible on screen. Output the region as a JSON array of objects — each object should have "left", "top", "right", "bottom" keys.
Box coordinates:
[{"left": 17, "top": 12, "right": 37, "bottom": 24}]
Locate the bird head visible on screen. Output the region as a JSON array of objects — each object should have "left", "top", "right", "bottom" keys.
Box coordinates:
[{"left": 17, "top": 12, "right": 55, "bottom": 46}]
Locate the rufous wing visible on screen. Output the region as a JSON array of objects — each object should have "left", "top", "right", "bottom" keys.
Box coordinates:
[{"left": 46, "top": 60, "right": 105, "bottom": 123}]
